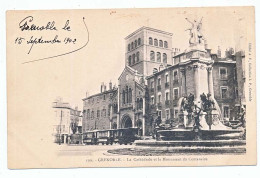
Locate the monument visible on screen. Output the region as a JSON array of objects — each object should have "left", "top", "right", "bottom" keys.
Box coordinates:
[{"left": 154, "top": 18, "right": 244, "bottom": 141}]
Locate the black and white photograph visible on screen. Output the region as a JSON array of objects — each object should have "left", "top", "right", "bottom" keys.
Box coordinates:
[{"left": 5, "top": 6, "right": 256, "bottom": 169}]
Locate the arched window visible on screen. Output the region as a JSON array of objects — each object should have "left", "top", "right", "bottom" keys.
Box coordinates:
[
  {"left": 154, "top": 39, "right": 158, "bottom": 46},
  {"left": 150, "top": 51, "right": 155, "bottom": 61},
  {"left": 91, "top": 111, "right": 94, "bottom": 118},
  {"left": 135, "top": 40, "right": 137, "bottom": 48},
  {"left": 139, "top": 98, "right": 143, "bottom": 109},
  {"left": 129, "top": 88, "right": 132, "bottom": 103},
  {"left": 126, "top": 86, "right": 129, "bottom": 103},
  {"left": 128, "top": 44, "right": 130, "bottom": 51},
  {"left": 131, "top": 42, "right": 134, "bottom": 49},
  {"left": 149, "top": 37, "right": 153, "bottom": 45},
  {"left": 97, "top": 110, "right": 100, "bottom": 118},
  {"left": 136, "top": 98, "right": 139, "bottom": 109},
  {"left": 113, "top": 104, "right": 117, "bottom": 113},
  {"left": 122, "top": 90, "right": 125, "bottom": 104},
  {"left": 136, "top": 52, "right": 140, "bottom": 62},
  {"left": 128, "top": 56, "right": 131, "bottom": 66},
  {"left": 159, "top": 40, "right": 163, "bottom": 47},
  {"left": 163, "top": 53, "right": 167, "bottom": 63},
  {"left": 87, "top": 109, "right": 90, "bottom": 119},
  {"left": 157, "top": 52, "right": 161, "bottom": 62},
  {"left": 138, "top": 38, "right": 141, "bottom": 45},
  {"left": 132, "top": 54, "right": 136, "bottom": 64},
  {"left": 164, "top": 41, "right": 168, "bottom": 48}
]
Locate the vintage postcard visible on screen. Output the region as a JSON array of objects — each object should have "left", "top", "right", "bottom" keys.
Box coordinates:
[{"left": 7, "top": 7, "right": 256, "bottom": 168}]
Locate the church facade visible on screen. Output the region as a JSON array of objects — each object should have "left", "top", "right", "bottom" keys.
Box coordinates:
[{"left": 82, "top": 26, "right": 245, "bottom": 136}]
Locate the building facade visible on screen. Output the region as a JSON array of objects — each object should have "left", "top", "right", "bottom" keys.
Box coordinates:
[
  {"left": 125, "top": 27, "right": 173, "bottom": 76},
  {"left": 82, "top": 26, "right": 245, "bottom": 136},
  {"left": 52, "top": 97, "right": 82, "bottom": 143},
  {"left": 82, "top": 82, "right": 118, "bottom": 132}
]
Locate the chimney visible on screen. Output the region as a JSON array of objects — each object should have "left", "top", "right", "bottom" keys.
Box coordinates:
[
  {"left": 217, "top": 46, "right": 221, "bottom": 58},
  {"left": 159, "top": 64, "right": 164, "bottom": 71},
  {"left": 109, "top": 81, "right": 112, "bottom": 90},
  {"left": 101, "top": 82, "right": 104, "bottom": 93},
  {"left": 153, "top": 68, "right": 158, "bottom": 74},
  {"left": 104, "top": 84, "right": 107, "bottom": 92}
]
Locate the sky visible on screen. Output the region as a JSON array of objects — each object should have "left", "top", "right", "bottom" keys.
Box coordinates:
[
  {"left": 8, "top": 7, "right": 249, "bottom": 112},
  {"left": 63, "top": 7, "right": 248, "bottom": 111}
]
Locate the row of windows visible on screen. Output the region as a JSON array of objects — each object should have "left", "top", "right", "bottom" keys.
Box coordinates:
[
  {"left": 157, "top": 109, "right": 179, "bottom": 120},
  {"left": 122, "top": 86, "right": 132, "bottom": 104},
  {"left": 85, "top": 109, "right": 109, "bottom": 119},
  {"left": 128, "top": 51, "right": 140, "bottom": 66},
  {"left": 150, "top": 85, "right": 229, "bottom": 103},
  {"left": 128, "top": 38, "right": 141, "bottom": 51},
  {"left": 150, "top": 71, "right": 179, "bottom": 89},
  {"left": 156, "top": 105, "right": 229, "bottom": 120},
  {"left": 149, "top": 37, "right": 168, "bottom": 48},
  {"left": 151, "top": 88, "right": 179, "bottom": 105},
  {"left": 150, "top": 51, "right": 167, "bottom": 63}
]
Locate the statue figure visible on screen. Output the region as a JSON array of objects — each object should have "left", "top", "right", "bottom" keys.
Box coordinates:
[{"left": 185, "top": 17, "right": 205, "bottom": 45}]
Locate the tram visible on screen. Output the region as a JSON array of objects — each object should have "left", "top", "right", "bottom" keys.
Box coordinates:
[
  {"left": 96, "top": 129, "right": 114, "bottom": 145},
  {"left": 116, "top": 128, "right": 140, "bottom": 145},
  {"left": 83, "top": 130, "right": 98, "bottom": 145},
  {"left": 83, "top": 127, "right": 141, "bottom": 145}
]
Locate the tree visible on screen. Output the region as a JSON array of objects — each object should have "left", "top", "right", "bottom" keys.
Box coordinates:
[{"left": 71, "top": 122, "right": 78, "bottom": 134}]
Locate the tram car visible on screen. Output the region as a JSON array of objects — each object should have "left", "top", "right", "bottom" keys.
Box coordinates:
[
  {"left": 115, "top": 128, "right": 141, "bottom": 145},
  {"left": 96, "top": 129, "right": 115, "bottom": 145},
  {"left": 83, "top": 128, "right": 141, "bottom": 145},
  {"left": 83, "top": 130, "right": 98, "bottom": 145}
]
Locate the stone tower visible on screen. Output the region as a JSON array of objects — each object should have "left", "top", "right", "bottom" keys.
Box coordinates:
[{"left": 125, "top": 27, "right": 173, "bottom": 76}]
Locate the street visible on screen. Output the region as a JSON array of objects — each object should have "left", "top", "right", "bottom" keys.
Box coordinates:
[
  {"left": 57, "top": 144, "right": 135, "bottom": 157},
  {"left": 57, "top": 142, "right": 246, "bottom": 157}
]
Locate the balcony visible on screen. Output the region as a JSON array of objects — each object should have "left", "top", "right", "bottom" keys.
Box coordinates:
[
  {"left": 150, "top": 104, "right": 156, "bottom": 110},
  {"left": 157, "top": 85, "right": 161, "bottom": 91},
  {"left": 157, "top": 102, "right": 162, "bottom": 109},
  {"left": 165, "top": 100, "right": 170, "bottom": 106},
  {"left": 165, "top": 82, "right": 169, "bottom": 88},
  {"left": 173, "top": 79, "right": 179, "bottom": 84}
]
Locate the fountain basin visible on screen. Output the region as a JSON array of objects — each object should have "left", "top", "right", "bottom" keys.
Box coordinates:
[{"left": 157, "top": 128, "right": 243, "bottom": 141}]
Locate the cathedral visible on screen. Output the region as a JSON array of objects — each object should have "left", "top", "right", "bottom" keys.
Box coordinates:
[{"left": 82, "top": 24, "right": 245, "bottom": 136}]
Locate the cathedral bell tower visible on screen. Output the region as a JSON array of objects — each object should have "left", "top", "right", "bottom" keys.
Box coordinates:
[{"left": 124, "top": 27, "right": 173, "bottom": 76}]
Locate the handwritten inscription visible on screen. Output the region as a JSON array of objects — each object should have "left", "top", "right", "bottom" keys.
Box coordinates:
[
  {"left": 15, "top": 16, "right": 89, "bottom": 64},
  {"left": 19, "top": 16, "right": 58, "bottom": 31},
  {"left": 16, "top": 16, "right": 75, "bottom": 54}
]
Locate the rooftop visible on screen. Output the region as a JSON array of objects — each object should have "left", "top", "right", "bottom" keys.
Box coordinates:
[
  {"left": 125, "top": 26, "right": 173, "bottom": 40},
  {"left": 82, "top": 88, "right": 118, "bottom": 101}
]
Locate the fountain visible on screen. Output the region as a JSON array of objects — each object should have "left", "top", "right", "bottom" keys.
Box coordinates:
[
  {"left": 135, "top": 18, "right": 245, "bottom": 151},
  {"left": 155, "top": 17, "right": 244, "bottom": 141},
  {"left": 156, "top": 93, "right": 243, "bottom": 141}
]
